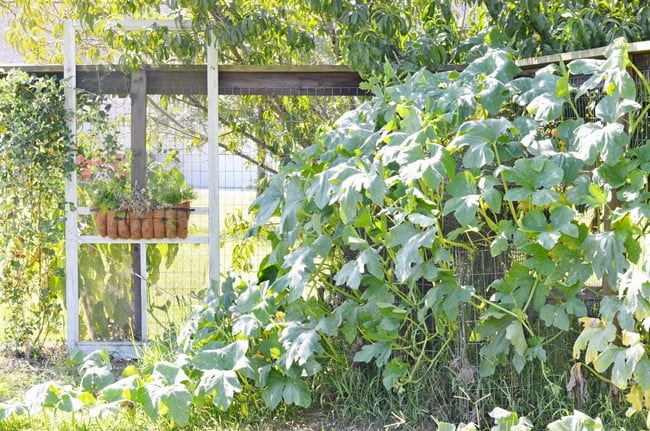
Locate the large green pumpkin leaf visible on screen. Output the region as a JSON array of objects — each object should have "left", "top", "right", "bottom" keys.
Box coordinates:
[
  {"left": 547, "top": 411, "right": 604, "bottom": 431},
  {"left": 353, "top": 341, "right": 391, "bottom": 366},
  {"left": 195, "top": 369, "right": 241, "bottom": 410},
  {"left": 280, "top": 324, "right": 323, "bottom": 368},
  {"left": 282, "top": 378, "right": 311, "bottom": 407},
  {"left": 572, "top": 122, "right": 628, "bottom": 165},
  {"left": 382, "top": 359, "right": 409, "bottom": 390},
  {"left": 450, "top": 119, "right": 513, "bottom": 169},
  {"left": 192, "top": 340, "right": 250, "bottom": 371},
  {"left": 582, "top": 232, "right": 628, "bottom": 280}
]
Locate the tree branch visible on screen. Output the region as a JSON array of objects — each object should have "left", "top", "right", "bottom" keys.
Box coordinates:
[{"left": 147, "top": 96, "right": 278, "bottom": 174}]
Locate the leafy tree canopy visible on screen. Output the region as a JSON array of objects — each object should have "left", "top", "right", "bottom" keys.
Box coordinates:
[{"left": 2, "top": 1, "right": 650, "bottom": 75}]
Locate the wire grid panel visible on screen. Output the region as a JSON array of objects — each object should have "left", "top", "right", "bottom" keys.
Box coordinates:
[
  {"left": 73, "top": 89, "right": 211, "bottom": 341},
  {"left": 145, "top": 94, "right": 211, "bottom": 337}
]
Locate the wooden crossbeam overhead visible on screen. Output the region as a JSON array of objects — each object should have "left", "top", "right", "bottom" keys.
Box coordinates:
[
  {"left": 0, "top": 64, "right": 365, "bottom": 96},
  {"left": 5, "top": 39, "right": 650, "bottom": 95}
]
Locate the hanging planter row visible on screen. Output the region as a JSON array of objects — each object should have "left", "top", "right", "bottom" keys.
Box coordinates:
[
  {"left": 78, "top": 154, "right": 197, "bottom": 241},
  {"left": 92, "top": 202, "right": 193, "bottom": 240}
]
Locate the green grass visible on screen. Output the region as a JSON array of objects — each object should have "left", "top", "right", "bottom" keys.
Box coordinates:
[
  {"left": 0, "top": 329, "right": 645, "bottom": 431},
  {"left": 0, "top": 347, "right": 76, "bottom": 403}
]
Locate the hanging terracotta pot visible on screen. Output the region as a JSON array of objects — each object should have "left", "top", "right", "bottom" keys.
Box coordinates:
[
  {"left": 176, "top": 201, "right": 191, "bottom": 239},
  {"left": 153, "top": 209, "right": 166, "bottom": 239},
  {"left": 117, "top": 211, "right": 130, "bottom": 239},
  {"left": 128, "top": 212, "right": 143, "bottom": 240},
  {"left": 92, "top": 210, "right": 107, "bottom": 237},
  {"left": 106, "top": 210, "right": 119, "bottom": 239},
  {"left": 141, "top": 211, "right": 154, "bottom": 240}
]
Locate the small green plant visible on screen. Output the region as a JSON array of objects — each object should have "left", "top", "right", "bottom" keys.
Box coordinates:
[
  {"left": 89, "top": 177, "right": 128, "bottom": 212},
  {"left": 438, "top": 408, "right": 603, "bottom": 431},
  {"left": 79, "top": 152, "right": 195, "bottom": 213},
  {"left": 148, "top": 161, "right": 196, "bottom": 207}
]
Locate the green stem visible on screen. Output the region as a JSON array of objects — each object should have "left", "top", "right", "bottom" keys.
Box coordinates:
[
  {"left": 579, "top": 362, "right": 614, "bottom": 385},
  {"left": 410, "top": 336, "right": 450, "bottom": 384},
  {"left": 320, "top": 333, "right": 346, "bottom": 366},
  {"left": 478, "top": 206, "right": 499, "bottom": 232},
  {"left": 567, "top": 94, "right": 581, "bottom": 119},
  {"left": 492, "top": 142, "right": 521, "bottom": 226},
  {"left": 542, "top": 330, "right": 565, "bottom": 346},
  {"left": 629, "top": 62, "right": 650, "bottom": 134},
  {"left": 629, "top": 102, "right": 650, "bottom": 135},
  {"left": 474, "top": 294, "right": 537, "bottom": 338},
  {"left": 522, "top": 278, "right": 539, "bottom": 312},
  {"left": 318, "top": 276, "right": 363, "bottom": 304},
  {"left": 630, "top": 62, "right": 650, "bottom": 95}
]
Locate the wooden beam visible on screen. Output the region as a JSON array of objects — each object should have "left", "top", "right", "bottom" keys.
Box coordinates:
[
  {"left": 516, "top": 40, "right": 650, "bottom": 69},
  {"left": 130, "top": 70, "right": 147, "bottom": 341},
  {"left": 0, "top": 65, "right": 366, "bottom": 96},
  {"left": 6, "top": 37, "right": 650, "bottom": 82},
  {"left": 77, "top": 69, "right": 366, "bottom": 95}
]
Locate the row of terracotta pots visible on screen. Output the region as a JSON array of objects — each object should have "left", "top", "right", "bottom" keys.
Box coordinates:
[{"left": 92, "top": 202, "right": 192, "bottom": 239}]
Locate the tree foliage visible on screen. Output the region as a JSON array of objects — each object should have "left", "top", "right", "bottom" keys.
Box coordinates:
[{"left": 3, "top": 0, "right": 649, "bottom": 185}]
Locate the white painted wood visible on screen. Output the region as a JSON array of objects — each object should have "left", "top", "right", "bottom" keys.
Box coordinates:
[
  {"left": 207, "top": 41, "right": 221, "bottom": 294},
  {"left": 78, "top": 235, "right": 209, "bottom": 244},
  {"left": 516, "top": 40, "right": 650, "bottom": 68},
  {"left": 76, "top": 341, "right": 144, "bottom": 359},
  {"left": 140, "top": 245, "right": 148, "bottom": 341},
  {"left": 64, "top": 19, "right": 80, "bottom": 353},
  {"left": 63, "top": 20, "right": 218, "bottom": 358}
]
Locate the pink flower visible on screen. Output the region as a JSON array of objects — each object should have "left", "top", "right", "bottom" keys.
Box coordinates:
[
  {"left": 75, "top": 155, "right": 85, "bottom": 165},
  {"left": 81, "top": 168, "right": 92, "bottom": 180}
]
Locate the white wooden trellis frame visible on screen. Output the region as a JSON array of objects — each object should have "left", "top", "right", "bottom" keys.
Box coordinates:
[{"left": 64, "top": 19, "right": 220, "bottom": 358}]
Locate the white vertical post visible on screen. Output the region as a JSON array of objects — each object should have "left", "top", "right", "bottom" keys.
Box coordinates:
[
  {"left": 140, "top": 244, "right": 147, "bottom": 341},
  {"left": 207, "top": 40, "right": 220, "bottom": 294},
  {"left": 63, "top": 20, "right": 79, "bottom": 351}
]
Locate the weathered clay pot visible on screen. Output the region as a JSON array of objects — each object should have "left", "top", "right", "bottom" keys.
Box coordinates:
[
  {"left": 153, "top": 209, "right": 166, "bottom": 239},
  {"left": 128, "top": 212, "right": 142, "bottom": 240},
  {"left": 165, "top": 208, "right": 178, "bottom": 238},
  {"left": 92, "top": 210, "right": 107, "bottom": 237},
  {"left": 116, "top": 211, "right": 129, "bottom": 239},
  {"left": 141, "top": 211, "right": 154, "bottom": 240},
  {"left": 106, "top": 210, "right": 119, "bottom": 239},
  {"left": 176, "top": 202, "right": 191, "bottom": 239}
]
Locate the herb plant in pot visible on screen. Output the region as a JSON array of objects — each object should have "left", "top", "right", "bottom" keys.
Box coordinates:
[
  {"left": 89, "top": 176, "right": 128, "bottom": 240},
  {"left": 122, "top": 187, "right": 154, "bottom": 240},
  {"left": 148, "top": 163, "right": 196, "bottom": 239}
]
